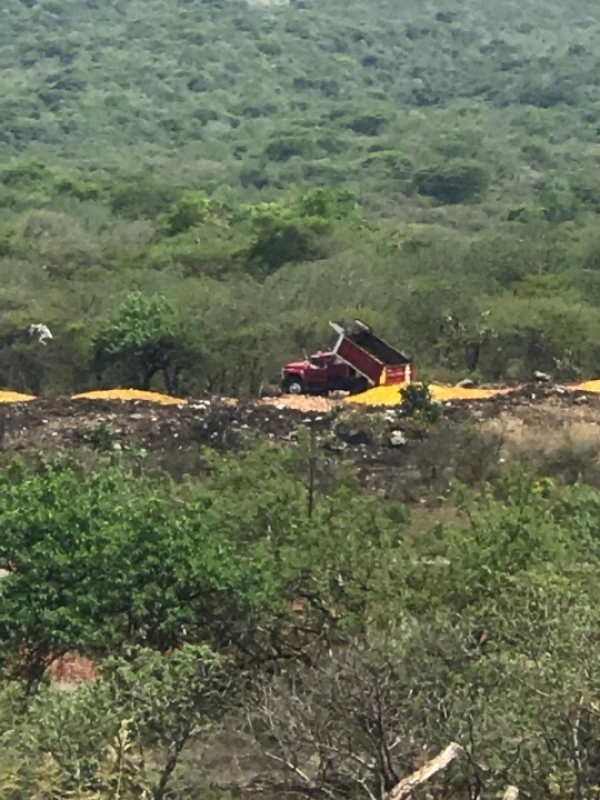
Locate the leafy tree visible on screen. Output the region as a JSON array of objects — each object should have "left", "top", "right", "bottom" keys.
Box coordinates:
[
  {"left": 414, "top": 162, "right": 490, "bottom": 204},
  {"left": 244, "top": 201, "right": 330, "bottom": 275},
  {"left": 101, "top": 645, "right": 234, "bottom": 799},
  {"left": 0, "top": 160, "right": 51, "bottom": 189},
  {"left": 0, "top": 445, "right": 408, "bottom": 688},
  {"left": 10, "top": 645, "right": 233, "bottom": 799},
  {"left": 109, "top": 177, "right": 179, "bottom": 220},
  {"left": 53, "top": 175, "right": 104, "bottom": 201},
  {"left": 90, "top": 293, "right": 188, "bottom": 392},
  {"left": 264, "top": 137, "right": 316, "bottom": 162},
  {"left": 347, "top": 115, "right": 387, "bottom": 136},
  {"left": 484, "top": 295, "right": 600, "bottom": 380},
  {"left": 158, "top": 190, "right": 211, "bottom": 237},
  {"left": 296, "top": 187, "right": 358, "bottom": 220},
  {"left": 0, "top": 459, "right": 262, "bottom": 688}
]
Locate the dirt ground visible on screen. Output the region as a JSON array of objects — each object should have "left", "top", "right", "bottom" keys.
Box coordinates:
[
  {"left": 0, "top": 387, "right": 592, "bottom": 444},
  {"left": 0, "top": 396, "right": 335, "bottom": 455},
  {"left": 0, "top": 385, "right": 598, "bottom": 469}
]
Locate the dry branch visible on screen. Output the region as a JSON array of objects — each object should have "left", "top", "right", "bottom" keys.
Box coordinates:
[{"left": 386, "top": 742, "right": 464, "bottom": 800}]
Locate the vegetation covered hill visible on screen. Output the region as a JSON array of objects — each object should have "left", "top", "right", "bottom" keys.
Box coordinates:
[
  {"left": 2, "top": 0, "right": 600, "bottom": 395},
  {"left": 3, "top": 0, "right": 600, "bottom": 190}
]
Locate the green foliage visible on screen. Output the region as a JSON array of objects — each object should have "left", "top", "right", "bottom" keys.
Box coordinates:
[
  {"left": 8, "top": 644, "right": 230, "bottom": 799},
  {"left": 414, "top": 162, "right": 490, "bottom": 204},
  {"left": 12, "top": 4, "right": 600, "bottom": 796},
  {"left": 363, "top": 148, "right": 414, "bottom": 179},
  {"left": 296, "top": 187, "right": 358, "bottom": 220},
  {"left": 241, "top": 188, "right": 358, "bottom": 277},
  {"left": 400, "top": 382, "right": 442, "bottom": 423},
  {"left": 100, "top": 645, "right": 232, "bottom": 799},
  {"left": 244, "top": 199, "right": 332, "bottom": 275},
  {"left": 90, "top": 293, "right": 189, "bottom": 391},
  {"left": 0, "top": 160, "right": 51, "bottom": 189},
  {"left": 0, "top": 444, "right": 407, "bottom": 685},
  {"left": 158, "top": 191, "right": 211, "bottom": 237},
  {"left": 108, "top": 177, "right": 178, "bottom": 221},
  {"left": 1, "top": 1, "right": 600, "bottom": 392},
  {"left": 0, "top": 459, "right": 255, "bottom": 682},
  {"left": 4, "top": 436, "right": 600, "bottom": 797},
  {"left": 264, "top": 136, "right": 316, "bottom": 162}
]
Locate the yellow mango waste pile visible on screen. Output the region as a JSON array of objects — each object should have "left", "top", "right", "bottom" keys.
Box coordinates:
[
  {"left": 71, "top": 389, "right": 185, "bottom": 405},
  {"left": 0, "top": 391, "right": 36, "bottom": 403},
  {"left": 261, "top": 395, "right": 335, "bottom": 412},
  {"left": 348, "top": 383, "right": 515, "bottom": 407},
  {"left": 4, "top": 378, "right": 600, "bottom": 409},
  {"left": 570, "top": 380, "right": 600, "bottom": 393}
]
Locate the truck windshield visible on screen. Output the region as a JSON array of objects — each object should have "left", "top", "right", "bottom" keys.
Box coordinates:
[{"left": 310, "top": 356, "right": 329, "bottom": 368}]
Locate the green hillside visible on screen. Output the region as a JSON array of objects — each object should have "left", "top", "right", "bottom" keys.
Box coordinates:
[
  {"left": 2, "top": 0, "right": 600, "bottom": 394},
  {"left": 3, "top": 0, "right": 600, "bottom": 207}
]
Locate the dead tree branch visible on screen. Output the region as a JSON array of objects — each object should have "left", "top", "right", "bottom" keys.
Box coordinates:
[{"left": 386, "top": 742, "right": 464, "bottom": 800}]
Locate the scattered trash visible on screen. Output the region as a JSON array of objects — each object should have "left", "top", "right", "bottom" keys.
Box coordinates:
[
  {"left": 3, "top": 375, "right": 600, "bottom": 416},
  {"left": 390, "top": 430, "right": 408, "bottom": 447},
  {"left": 28, "top": 323, "right": 53, "bottom": 346},
  {"left": 455, "top": 378, "right": 476, "bottom": 388},
  {"left": 533, "top": 370, "right": 551, "bottom": 383}
]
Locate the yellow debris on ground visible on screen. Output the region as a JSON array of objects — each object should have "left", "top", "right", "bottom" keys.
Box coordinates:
[
  {"left": 348, "top": 382, "right": 513, "bottom": 407},
  {"left": 348, "top": 384, "right": 403, "bottom": 406},
  {"left": 0, "top": 391, "right": 37, "bottom": 403},
  {"left": 262, "top": 395, "right": 335, "bottom": 412},
  {"left": 72, "top": 389, "right": 185, "bottom": 405},
  {"left": 569, "top": 380, "right": 600, "bottom": 394},
  {"left": 430, "top": 385, "right": 513, "bottom": 402}
]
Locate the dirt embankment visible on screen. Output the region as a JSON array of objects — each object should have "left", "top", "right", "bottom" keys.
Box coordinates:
[
  {"left": 0, "top": 396, "right": 337, "bottom": 457},
  {"left": 0, "top": 385, "right": 599, "bottom": 476},
  {"left": 0, "top": 386, "right": 596, "bottom": 448}
]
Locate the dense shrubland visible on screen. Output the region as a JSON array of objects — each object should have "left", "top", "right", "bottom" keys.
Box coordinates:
[
  {"left": 2, "top": 0, "right": 600, "bottom": 393},
  {"left": 0, "top": 446, "right": 600, "bottom": 799}
]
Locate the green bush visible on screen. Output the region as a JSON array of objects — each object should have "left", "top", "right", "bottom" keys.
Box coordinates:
[
  {"left": 414, "top": 162, "right": 490, "bottom": 204},
  {"left": 400, "top": 382, "right": 442, "bottom": 423},
  {"left": 158, "top": 191, "right": 211, "bottom": 237},
  {"left": 109, "top": 178, "right": 179, "bottom": 220},
  {"left": 264, "top": 137, "right": 316, "bottom": 162}
]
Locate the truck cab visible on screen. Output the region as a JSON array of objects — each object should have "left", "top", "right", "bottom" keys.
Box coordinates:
[{"left": 282, "top": 351, "right": 367, "bottom": 395}]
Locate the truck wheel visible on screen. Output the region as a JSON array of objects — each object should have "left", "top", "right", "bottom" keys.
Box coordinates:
[{"left": 283, "top": 377, "right": 304, "bottom": 395}]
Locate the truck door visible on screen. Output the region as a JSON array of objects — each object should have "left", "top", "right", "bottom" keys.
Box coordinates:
[{"left": 307, "top": 355, "right": 331, "bottom": 387}]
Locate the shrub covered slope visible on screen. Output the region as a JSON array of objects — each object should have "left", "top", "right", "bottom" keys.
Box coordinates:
[{"left": 2, "top": 0, "right": 600, "bottom": 394}]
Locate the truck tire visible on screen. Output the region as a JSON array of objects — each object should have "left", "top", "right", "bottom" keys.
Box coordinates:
[{"left": 283, "top": 376, "right": 305, "bottom": 395}]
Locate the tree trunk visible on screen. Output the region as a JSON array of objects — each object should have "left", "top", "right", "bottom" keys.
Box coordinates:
[
  {"left": 162, "top": 367, "right": 173, "bottom": 395},
  {"left": 465, "top": 340, "right": 481, "bottom": 372}
]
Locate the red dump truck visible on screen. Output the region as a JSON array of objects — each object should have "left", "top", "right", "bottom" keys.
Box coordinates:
[{"left": 281, "top": 320, "right": 415, "bottom": 395}]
